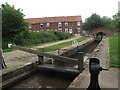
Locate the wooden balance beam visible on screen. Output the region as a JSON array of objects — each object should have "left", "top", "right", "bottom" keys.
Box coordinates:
[{"left": 8, "top": 44, "right": 77, "bottom": 63}]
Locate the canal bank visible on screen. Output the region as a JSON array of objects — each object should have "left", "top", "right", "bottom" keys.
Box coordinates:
[
  {"left": 68, "top": 37, "right": 119, "bottom": 89},
  {"left": 1, "top": 38, "right": 95, "bottom": 89},
  {"left": 2, "top": 37, "right": 105, "bottom": 89}
]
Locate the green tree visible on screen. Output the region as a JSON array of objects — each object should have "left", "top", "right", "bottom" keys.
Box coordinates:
[
  {"left": 83, "top": 13, "right": 103, "bottom": 30},
  {"left": 2, "top": 3, "right": 29, "bottom": 46},
  {"left": 101, "top": 16, "right": 116, "bottom": 29},
  {"left": 113, "top": 13, "right": 120, "bottom": 32}
]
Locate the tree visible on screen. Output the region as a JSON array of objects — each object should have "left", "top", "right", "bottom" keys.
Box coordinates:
[
  {"left": 2, "top": 3, "right": 29, "bottom": 45},
  {"left": 113, "top": 13, "right": 120, "bottom": 32},
  {"left": 101, "top": 16, "right": 116, "bottom": 29},
  {"left": 83, "top": 13, "right": 103, "bottom": 30}
]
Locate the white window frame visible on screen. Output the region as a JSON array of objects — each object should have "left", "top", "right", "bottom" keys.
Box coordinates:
[
  {"left": 58, "top": 28, "right": 62, "bottom": 31},
  {"left": 58, "top": 22, "right": 62, "bottom": 27},
  {"left": 46, "top": 23, "right": 50, "bottom": 27},
  {"left": 65, "top": 28, "right": 68, "bottom": 33},
  {"left": 28, "top": 24, "right": 32, "bottom": 29},
  {"left": 65, "top": 22, "right": 68, "bottom": 26},
  {"left": 77, "top": 28, "right": 80, "bottom": 32},
  {"left": 40, "top": 29, "right": 44, "bottom": 31},
  {"left": 40, "top": 23, "right": 43, "bottom": 28},
  {"left": 77, "top": 22, "right": 80, "bottom": 26},
  {"left": 47, "top": 29, "right": 50, "bottom": 31}
]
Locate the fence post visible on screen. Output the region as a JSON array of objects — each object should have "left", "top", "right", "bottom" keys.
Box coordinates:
[
  {"left": 38, "top": 55, "right": 44, "bottom": 64},
  {"left": 77, "top": 52, "right": 84, "bottom": 70}
]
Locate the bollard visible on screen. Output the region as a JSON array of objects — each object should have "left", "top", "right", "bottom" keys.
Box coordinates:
[
  {"left": 38, "top": 55, "right": 44, "bottom": 64},
  {"left": 87, "top": 57, "right": 108, "bottom": 90},
  {"left": 77, "top": 52, "right": 84, "bottom": 70}
]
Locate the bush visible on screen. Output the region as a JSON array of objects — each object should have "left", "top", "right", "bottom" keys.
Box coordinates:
[
  {"left": 3, "top": 31, "right": 72, "bottom": 49},
  {"left": 21, "top": 31, "right": 58, "bottom": 46},
  {"left": 49, "top": 31, "right": 72, "bottom": 40}
]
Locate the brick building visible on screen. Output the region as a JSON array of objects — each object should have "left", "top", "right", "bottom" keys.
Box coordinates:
[{"left": 25, "top": 16, "right": 82, "bottom": 34}]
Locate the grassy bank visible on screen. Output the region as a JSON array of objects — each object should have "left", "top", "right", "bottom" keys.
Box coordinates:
[
  {"left": 37, "top": 37, "right": 88, "bottom": 52},
  {"left": 109, "top": 33, "right": 119, "bottom": 67},
  {"left": 3, "top": 31, "right": 73, "bottom": 52}
]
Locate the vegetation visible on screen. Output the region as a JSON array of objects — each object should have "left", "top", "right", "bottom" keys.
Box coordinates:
[
  {"left": 109, "top": 33, "right": 119, "bottom": 67},
  {"left": 83, "top": 13, "right": 119, "bottom": 31},
  {"left": 1, "top": 3, "right": 73, "bottom": 51},
  {"left": 21, "top": 31, "right": 72, "bottom": 46},
  {"left": 2, "top": 3, "right": 29, "bottom": 44},
  {"left": 101, "top": 16, "right": 117, "bottom": 29},
  {"left": 37, "top": 37, "right": 88, "bottom": 52},
  {"left": 83, "top": 13, "right": 103, "bottom": 30},
  {"left": 113, "top": 13, "right": 120, "bottom": 32},
  {"left": 3, "top": 31, "right": 73, "bottom": 52},
  {"left": 2, "top": 3, "right": 29, "bottom": 49}
]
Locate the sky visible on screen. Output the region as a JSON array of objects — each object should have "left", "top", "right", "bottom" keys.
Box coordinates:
[{"left": 0, "top": 0, "right": 120, "bottom": 22}]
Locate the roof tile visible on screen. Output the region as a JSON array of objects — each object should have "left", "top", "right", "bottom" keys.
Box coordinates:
[{"left": 25, "top": 16, "right": 82, "bottom": 24}]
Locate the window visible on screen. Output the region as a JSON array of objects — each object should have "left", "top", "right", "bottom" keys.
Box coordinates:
[
  {"left": 65, "top": 28, "right": 68, "bottom": 33},
  {"left": 58, "top": 22, "right": 62, "bottom": 27},
  {"left": 40, "top": 23, "right": 43, "bottom": 28},
  {"left": 28, "top": 24, "right": 32, "bottom": 29},
  {"left": 58, "top": 28, "right": 62, "bottom": 31},
  {"left": 65, "top": 22, "right": 68, "bottom": 26},
  {"left": 77, "top": 28, "right": 80, "bottom": 32},
  {"left": 40, "top": 29, "right": 44, "bottom": 31},
  {"left": 47, "top": 29, "right": 50, "bottom": 31},
  {"left": 77, "top": 22, "right": 80, "bottom": 26},
  {"left": 69, "top": 29, "right": 73, "bottom": 34},
  {"left": 47, "top": 23, "right": 50, "bottom": 27}
]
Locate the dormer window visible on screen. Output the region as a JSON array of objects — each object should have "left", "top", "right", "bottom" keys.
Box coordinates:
[
  {"left": 40, "top": 23, "right": 43, "bottom": 28},
  {"left": 65, "top": 22, "right": 68, "bottom": 26}
]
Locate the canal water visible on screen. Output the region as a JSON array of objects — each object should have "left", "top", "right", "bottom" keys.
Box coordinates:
[
  {"left": 9, "top": 72, "right": 73, "bottom": 89},
  {"left": 7, "top": 40, "right": 100, "bottom": 89}
]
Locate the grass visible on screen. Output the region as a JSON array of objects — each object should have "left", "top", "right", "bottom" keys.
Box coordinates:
[
  {"left": 109, "top": 33, "right": 119, "bottom": 68},
  {"left": 3, "top": 48, "right": 16, "bottom": 52},
  {"left": 37, "top": 37, "right": 88, "bottom": 52},
  {"left": 3, "top": 35, "right": 74, "bottom": 53}
]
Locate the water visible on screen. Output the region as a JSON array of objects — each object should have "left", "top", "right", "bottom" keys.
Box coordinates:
[{"left": 9, "top": 72, "right": 73, "bottom": 89}]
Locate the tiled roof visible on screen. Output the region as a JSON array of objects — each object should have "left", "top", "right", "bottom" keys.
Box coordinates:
[{"left": 25, "top": 16, "right": 82, "bottom": 24}]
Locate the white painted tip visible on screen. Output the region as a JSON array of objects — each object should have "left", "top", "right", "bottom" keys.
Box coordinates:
[{"left": 8, "top": 44, "right": 12, "bottom": 48}]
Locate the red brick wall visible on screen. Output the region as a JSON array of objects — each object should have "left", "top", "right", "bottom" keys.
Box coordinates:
[
  {"left": 87, "top": 28, "right": 117, "bottom": 36},
  {"left": 29, "top": 21, "right": 82, "bottom": 34}
]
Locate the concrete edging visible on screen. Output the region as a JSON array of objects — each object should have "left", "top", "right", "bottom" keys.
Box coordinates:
[{"left": 2, "top": 62, "right": 38, "bottom": 88}]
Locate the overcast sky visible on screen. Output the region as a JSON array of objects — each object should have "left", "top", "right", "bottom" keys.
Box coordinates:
[{"left": 0, "top": 0, "right": 119, "bottom": 21}]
